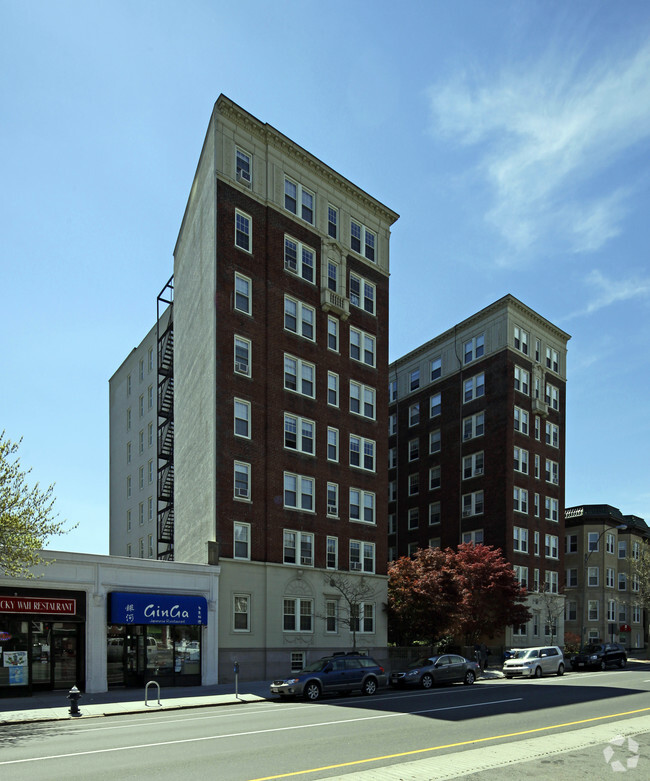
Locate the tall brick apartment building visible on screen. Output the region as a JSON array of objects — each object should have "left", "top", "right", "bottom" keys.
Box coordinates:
[
  {"left": 110, "top": 96, "right": 398, "bottom": 680},
  {"left": 388, "top": 295, "right": 570, "bottom": 648}
]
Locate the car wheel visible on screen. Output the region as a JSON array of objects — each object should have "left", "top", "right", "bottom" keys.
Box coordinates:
[
  {"left": 464, "top": 670, "right": 476, "bottom": 685},
  {"left": 304, "top": 682, "right": 321, "bottom": 701},
  {"left": 534, "top": 666, "right": 542, "bottom": 679},
  {"left": 421, "top": 673, "right": 433, "bottom": 689},
  {"left": 600, "top": 660, "right": 607, "bottom": 671},
  {"left": 618, "top": 657, "right": 627, "bottom": 668},
  {"left": 557, "top": 663, "right": 564, "bottom": 676},
  {"left": 362, "top": 677, "right": 377, "bottom": 696},
  {"left": 505, "top": 675, "right": 513, "bottom": 679}
]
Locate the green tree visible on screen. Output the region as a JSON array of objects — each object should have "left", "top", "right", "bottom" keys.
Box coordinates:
[
  {"left": 0, "top": 431, "right": 70, "bottom": 577},
  {"left": 634, "top": 539, "right": 650, "bottom": 611}
]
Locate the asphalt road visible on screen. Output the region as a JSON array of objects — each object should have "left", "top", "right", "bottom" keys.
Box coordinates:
[{"left": 1, "top": 665, "right": 649, "bottom": 780}]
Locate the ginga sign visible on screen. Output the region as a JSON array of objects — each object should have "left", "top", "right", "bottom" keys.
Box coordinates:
[{"left": 108, "top": 592, "right": 208, "bottom": 625}]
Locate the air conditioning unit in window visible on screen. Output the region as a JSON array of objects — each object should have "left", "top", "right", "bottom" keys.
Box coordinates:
[
  {"left": 350, "top": 562, "right": 362, "bottom": 571},
  {"left": 475, "top": 467, "right": 484, "bottom": 475},
  {"left": 236, "top": 169, "right": 251, "bottom": 187},
  {"left": 327, "top": 504, "right": 337, "bottom": 515},
  {"left": 300, "top": 556, "right": 312, "bottom": 566},
  {"left": 462, "top": 509, "right": 472, "bottom": 517},
  {"left": 235, "top": 488, "right": 248, "bottom": 498},
  {"left": 235, "top": 361, "right": 248, "bottom": 374}
]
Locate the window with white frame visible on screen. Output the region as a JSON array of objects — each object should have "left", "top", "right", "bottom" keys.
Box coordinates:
[
  {"left": 512, "top": 622, "right": 527, "bottom": 637},
  {"left": 430, "top": 392, "right": 441, "bottom": 417},
  {"left": 283, "top": 597, "right": 313, "bottom": 632},
  {"left": 513, "top": 526, "right": 529, "bottom": 553},
  {"left": 234, "top": 461, "right": 251, "bottom": 500},
  {"left": 148, "top": 534, "right": 154, "bottom": 558},
  {"left": 588, "top": 600, "right": 599, "bottom": 620},
  {"left": 327, "top": 260, "right": 338, "bottom": 293},
  {"left": 514, "top": 406, "right": 529, "bottom": 435},
  {"left": 350, "top": 381, "right": 375, "bottom": 419},
  {"left": 408, "top": 507, "right": 419, "bottom": 529},
  {"left": 545, "top": 459, "right": 559, "bottom": 484},
  {"left": 327, "top": 482, "right": 339, "bottom": 517},
  {"left": 284, "top": 296, "right": 315, "bottom": 340},
  {"left": 349, "top": 489, "right": 375, "bottom": 524},
  {"left": 351, "top": 602, "right": 375, "bottom": 633},
  {"left": 350, "top": 219, "right": 376, "bottom": 262},
  {"left": 514, "top": 366, "right": 530, "bottom": 395},
  {"left": 234, "top": 336, "right": 251, "bottom": 376},
  {"left": 463, "top": 411, "right": 484, "bottom": 440},
  {"left": 514, "top": 447, "right": 529, "bottom": 474},
  {"left": 350, "top": 327, "right": 375, "bottom": 367},
  {"left": 587, "top": 566, "right": 599, "bottom": 586},
  {"left": 545, "top": 422, "right": 559, "bottom": 448},
  {"left": 284, "top": 354, "right": 315, "bottom": 398},
  {"left": 462, "top": 529, "right": 484, "bottom": 544},
  {"left": 462, "top": 490, "right": 484, "bottom": 517},
  {"left": 532, "top": 569, "right": 540, "bottom": 592},
  {"left": 126, "top": 441, "right": 131, "bottom": 464},
  {"left": 388, "top": 513, "right": 396, "bottom": 534},
  {"left": 233, "top": 594, "right": 250, "bottom": 632},
  {"left": 138, "top": 430, "right": 144, "bottom": 454},
  {"left": 139, "top": 394, "right": 144, "bottom": 417},
  {"left": 534, "top": 494, "right": 540, "bottom": 518},
  {"left": 607, "top": 600, "right": 616, "bottom": 621},
  {"left": 546, "top": 347, "right": 559, "bottom": 372},
  {"left": 284, "top": 414, "right": 314, "bottom": 455},
  {"left": 606, "top": 533, "right": 615, "bottom": 554},
  {"left": 409, "top": 402, "right": 420, "bottom": 426},
  {"left": 389, "top": 480, "right": 396, "bottom": 502},
  {"left": 325, "top": 599, "right": 338, "bottom": 632},
  {"left": 234, "top": 272, "right": 251, "bottom": 315},
  {"left": 234, "top": 399, "right": 251, "bottom": 438},
  {"left": 389, "top": 413, "right": 397, "bottom": 436},
  {"left": 534, "top": 454, "right": 540, "bottom": 479},
  {"left": 633, "top": 604, "right": 641, "bottom": 622},
  {"left": 514, "top": 487, "right": 528, "bottom": 514},
  {"left": 284, "top": 177, "right": 314, "bottom": 224},
  {"left": 327, "top": 427, "right": 339, "bottom": 462},
  {"left": 429, "top": 429, "right": 441, "bottom": 454},
  {"left": 408, "top": 542, "right": 418, "bottom": 557},
  {"left": 349, "top": 435, "right": 375, "bottom": 471},
  {"left": 139, "top": 537, "right": 144, "bottom": 558},
  {"left": 429, "top": 466, "right": 441, "bottom": 490},
  {"left": 350, "top": 540, "right": 375, "bottom": 573},
  {"left": 388, "top": 446, "right": 397, "bottom": 469},
  {"left": 409, "top": 369, "right": 420, "bottom": 391},
  {"left": 148, "top": 422, "right": 154, "bottom": 447},
  {"left": 349, "top": 273, "right": 376, "bottom": 315},
  {"left": 326, "top": 537, "right": 338, "bottom": 570},
  {"left": 545, "top": 383, "right": 559, "bottom": 410},
  {"left": 513, "top": 565, "right": 528, "bottom": 589},
  {"left": 236, "top": 148, "right": 251, "bottom": 182},
  {"left": 327, "top": 205, "right": 338, "bottom": 239},
  {"left": 566, "top": 568, "right": 578, "bottom": 587},
  {"left": 284, "top": 236, "right": 315, "bottom": 283},
  {"left": 283, "top": 530, "right": 314, "bottom": 566},
  {"left": 327, "top": 318, "right": 339, "bottom": 355},
  {"left": 429, "top": 501, "right": 441, "bottom": 525},
  {"left": 463, "top": 373, "right": 484, "bottom": 402},
  {"left": 283, "top": 473, "right": 314, "bottom": 511},
  {"left": 408, "top": 473, "right": 419, "bottom": 495},
  {"left": 389, "top": 379, "right": 397, "bottom": 402},
  {"left": 235, "top": 209, "right": 252, "bottom": 252},
  {"left": 618, "top": 540, "right": 627, "bottom": 558},
  {"left": 148, "top": 385, "right": 153, "bottom": 409},
  {"left": 588, "top": 532, "right": 600, "bottom": 552},
  {"left": 514, "top": 326, "right": 529, "bottom": 355},
  {"left": 408, "top": 438, "right": 419, "bottom": 461},
  {"left": 327, "top": 372, "right": 339, "bottom": 407},
  {"left": 545, "top": 497, "right": 559, "bottom": 521},
  {"left": 606, "top": 567, "right": 615, "bottom": 588},
  {"left": 534, "top": 530, "right": 540, "bottom": 555},
  {"left": 633, "top": 541, "right": 641, "bottom": 559},
  {"left": 464, "top": 334, "right": 485, "bottom": 364},
  {"left": 545, "top": 534, "right": 559, "bottom": 559},
  {"left": 463, "top": 451, "right": 484, "bottom": 479},
  {"left": 430, "top": 357, "right": 442, "bottom": 381},
  {"left": 619, "top": 603, "right": 627, "bottom": 622},
  {"left": 148, "top": 497, "right": 153, "bottom": 521},
  {"left": 632, "top": 573, "right": 640, "bottom": 592},
  {"left": 234, "top": 522, "right": 250, "bottom": 560},
  {"left": 126, "top": 475, "right": 131, "bottom": 499}
]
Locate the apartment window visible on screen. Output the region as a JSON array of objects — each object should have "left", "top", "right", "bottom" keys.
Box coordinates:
[
  {"left": 284, "top": 414, "right": 314, "bottom": 456},
  {"left": 388, "top": 446, "right": 397, "bottom": 469},
  {"left": 513, "top": 487, "right": 528, "bottom": 514},
  {"left": 284, "top": 296, "right": 315, "bottom": 341},
  {"left": 409, "top": 369, "right": 420, "bottom": 391},
  {"left": 327, "top": 428, "right": 339, "bottom": 462},
  {"left": 233, "top": 594, "right": 250, "bottom": 632},
  {"left": 148, "top": 385, "right": 153, "bottom": 409},
  {"left": 327, "top": 483, "right": 339, "bottom": 517},
  {"left": 324, "top": 371, "right": 339, "bottom": 407},
  {"left": 587, "top": 566, "right": 599, "bottom": 586},
  {"left": 462, "top": 529, "right": 484, "bottom": 544},
  {"left": 234, "top": 461, "right": 251, "bottom": 500},
  {"left": 126, "top": 509, "right": 132, "bottom": 532},
  {"left": 351, "top": 603, "right": 375, "bottom": 633},
  {"left": 126, "top": 373, "right": 132, "bottom": 397},
  {"left": 464, "top": 373, "right": 485, "bottom": 402},
  {"left": 283, "top": 597, "right": 313, "bottom": 632},
  {"left": 138, "top": 501, "right": 144, "bottom": 525},
  {"left": 618, "top": 573, "right": 627, "bottom": 591},
  {"left": 514, "top": 326, "right": 529, "bottom": 355},
  {"left": 326, "top": 537, "right": 338, "bottom": 570},
  {"left": 388, "top": 481, "right": 397, "bottom": 502},
  {"left": 126, "top": 475, "right": 132, "bottom": 499},
  {"left": 139, "top": 394, "right": 144, "bottom": 417},
  {"left": 327, "top": 205, "right": 338, "bottom": 239},
  {"left": 463, "top": 411, "right": 484, "bottom": 440},
  {"left": 429, "top": 466, "right": 441, "bottom": 490},
  {"left": 388, "top": 513, "right": 397, "bottom": 534},
  {"left": 633, "top": 541, "right": 641, "bottom": 560},
  {"left": 588, "top": 600, "right": 599, "bottom": 621},
  {"left": 545, "top": 384, "right": 560, "bottom": 411},
  {"left": 533, "top": 530, "right": 540, "bottom": 556},
  {"left": 350, "top": 489, "right": 375, "bottom": 524},
  {"left": 327, "top": 317, "right": 339, "bottom": 352},
  {"left": 607, "top": 600, "right": 616, "bottom": 622},
  {"left": 605, "top": 533, "right": 615, "bottom": 555},
  {"left": 283, "top": 473, "right": 314, "bottom": 511},
  {"left": 606, "top": 567, "right": 615, "bottom": 588},
  {"left": 148, "top": 422, "right": 153, "bottom": 448},
  {"left": 429, "top": 429, "right": 441, "bottom": 454},
  {"left": 566, "top": 568, "right": 578, "bottom": 587},
  {"left": 632, "top": 574, "right": 640, "bottom": 593},
  {"left": 148, "top": 496, "right": 153, "bottom": 521},
  {"left": 234, "top": 399, "right": 251, "bottom": 438},
  {"left": 350, "top": 381, "right": 375, "bottom": 419},
  {"left": 514, "top": 366, "right": 530, "bottom": 395},
  {"left": 349, "top": 435, "right": 375, "bottom": 471},
  {"left": 126, "top": 543, "right": 132, "bottom": 557},
  {"left": 619, "top": 603, "right": 628, "bottom": 622},
  {"left": 430, "top": 357, "right": 442, "bottom": 381},
  {"left": 534, "top": 494, "right": 540, "bottom": 518},
  {"left": 409, "top": 402, "right": 420, "bottom": 426},
  {"left": 234, "top": 273, "right": 251, "bottom": 315},
  {"left": 408, "top": 438, "right": 419, "bottom": 461},
  {"left": 544, "top": 460, "right": 559, "bottom": 485},
  {"left": 408, "top": 542, "right": 418, "bottom": 557},
  {"left": 327, "top": 260, "right": 338, "bottom": 294},
  {"left": 233, "top": 335, "right": 252, "bottom": 377},
  {"left": 236, "top": 148, "right": 251, "bottom": 182},
  {"left": 546, "top": 347, "right": 559, "bottom": 372},
  {"left": 408, "top": 508, "right": 419, "bottom": 529},
  {"left": 514, "top": 407, "right": 529, "bottom": 435},
  {"left": 139, "top": 358, "right": 144, "bottom": 382},
  {"left": 633, "top": 604, "right": 641, "bottom": 622},
  {"left": 126, "top": 408, "right": 131, "bottom": 431},
  {"left": 139, "top": 538, "right": 144, "bottom": 558},
  {"left": 408, "top": 473, "right": 419, "bottom": 496},
  {"left": 545, "top": 422, "right": 559, "bottom": 448},
  {"left": 462, "top": 490, "right": 484, "bottom": 517},
  {"left": 284, "top": 177, "right": 314, "bottom": 224},
  {"left": 139, "top": 430, "right": 144, "bottom": 454},
  {"left": 429, "top": 392, "right": 442, "bottom": 417},
  {"left": 428, "top": 502, "right": 441, "bottom": 525},
  {"left": 126, "top": 441, "right": 131, "bottom": 464},
  {"left": 463, "top": 451, "right": 484, "bottom": 479},
  {"left": 513, "top": 565, "right": 528, "bottom": 589},
  {"left": 350, "top": 327, "right": 375, "bottom": 367},
  {"left": 389, "top": 413, "right": 397, "bottom": 436},
  {"left": 587, "top": 532, "right": 600, "bottom": 552},
  {"left": 618, "top": 540, "right": 627, "bottom": 558},
  {"left": 545, "top": 534, "right": 559, "bottom": 559},
  {"left": 284, "top": 355, "right": 315, "bottom": 398},
  {"left": 148, "top": 347, "right": 154, "bottom": 372},
  {"left": 531, "top": 569, "right": 540, "bottom": 592},
  {"left": 514, "top": 447, "right": 529, "bottom": 474},
  {"left": 235, "top": 209, "right": 252, "bottom": 252},
  {"left": 138, "top": 466, "right": 144, "bottom": 489},
  {"left": 148, "top": 534, "right": 154, "bottom": 558},
  {"left": 350, "top": 540, "right": 375, "bottom": 573},
  {"left": 283, "top": 530, "right": 314, "bottom": 566},
  {"left": 464, "top": 334, "right": 485, "bottom": 364},
  {"left": 350, "top": 273, "right": 376, "bottom": 315},
  {"left": 513, "top": 527, "right": 529, "bottom": 553},
  {"left": 234, "top": 522, "right": 250, "bottom": 560},
  {"left": 350, "top": 219, "right": 376, "bottom": 262},
  {"left": 389, "top": 379, "right": 397, "bottom": 402},
  {"left": 534, "top": 454, "right": 540, "bottom": 479},
  {"left": 284, "top": 236, "right": 315, "bottom": 283}
]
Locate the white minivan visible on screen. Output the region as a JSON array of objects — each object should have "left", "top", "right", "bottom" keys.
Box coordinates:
[{"left": 503, "top": 646, "right": 565, "bottom": 678}]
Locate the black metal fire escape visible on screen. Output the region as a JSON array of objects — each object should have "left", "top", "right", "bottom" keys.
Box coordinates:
[{"left": 157, "top": 277, "right": 174, "bottom": 560}]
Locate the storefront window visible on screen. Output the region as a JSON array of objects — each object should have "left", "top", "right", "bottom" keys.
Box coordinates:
[
  {"left": 174, "top": 627, "right": 201, "bottom": 677},
  {"left": 0, "top": 620, "right": 29, "bottom": 690}
]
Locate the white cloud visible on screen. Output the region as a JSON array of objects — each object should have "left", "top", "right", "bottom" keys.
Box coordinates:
[
  {"left": 427, "top": 38, "right": 650, "bottom": 259},
  {"left": 566, "top": 269, "right": 650, "bottom": 319}
]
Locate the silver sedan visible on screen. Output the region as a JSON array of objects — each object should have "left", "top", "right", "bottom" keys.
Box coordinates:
[{"left": 390, "top": 654, "right": 480, "bottom": 688}]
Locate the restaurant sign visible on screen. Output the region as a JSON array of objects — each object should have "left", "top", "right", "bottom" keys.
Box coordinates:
[
  {"left": 0, "top": 596, "right": 77, "bottom": 615},
  {"left": 109, "top": 592, "right": 208, "bottom": 625}
]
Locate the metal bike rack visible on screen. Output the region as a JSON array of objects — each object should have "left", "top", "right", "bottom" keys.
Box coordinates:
[{"left": 145, "top": 680, "right": 162, "bottom": 707}]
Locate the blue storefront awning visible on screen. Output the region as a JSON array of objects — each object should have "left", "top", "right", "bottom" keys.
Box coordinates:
[{"left": 109, "top": 592, "right": 208, "bottom": 625}]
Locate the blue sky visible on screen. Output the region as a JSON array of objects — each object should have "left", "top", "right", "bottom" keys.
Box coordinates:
[{"left": 2, "top": 0, "right": 649, "bottom": 554}]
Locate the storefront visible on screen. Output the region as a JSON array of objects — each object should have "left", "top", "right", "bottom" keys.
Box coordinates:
[
  {"left": 106, "top": 592, "right": 208, "bottom": 688},
  {"left": 0, "top": 588, "right": 86, "bottom": 696}
]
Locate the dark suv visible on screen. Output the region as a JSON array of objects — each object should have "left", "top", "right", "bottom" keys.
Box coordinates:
[
  {"left": 270, "top": 652, "right": 387, "bottom": 701},
  {"left": 571, "top": 642, "right": 627, "bottom": 671}
]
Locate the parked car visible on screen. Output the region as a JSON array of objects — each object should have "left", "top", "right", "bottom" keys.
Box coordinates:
[
  {"left": 502, "top": 646, "right": 565, "bottom": 678},
  {"left": 270, "top": 652, "right": 387, "bottom": 701},
  {"left": 390, "top": 654, "right": 480, "bottom": 688},
  {"left": 571, "top": 643, "right": 627, "bottom": 671}
]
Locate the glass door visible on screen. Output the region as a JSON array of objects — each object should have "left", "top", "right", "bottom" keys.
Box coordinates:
[{"left": 52, "top": 623, "right": 78, "bottom": 689}]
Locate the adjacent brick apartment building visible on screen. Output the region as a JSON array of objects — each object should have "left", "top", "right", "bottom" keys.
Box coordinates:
[
  {"left": 388, "top": 295, "right": 571, "bottom": 647},
  {"left": 110, "top": 96, "right": 399, "bottom": 680}
]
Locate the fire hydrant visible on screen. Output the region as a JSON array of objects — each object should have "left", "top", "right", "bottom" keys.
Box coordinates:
[{"left": 67, "top": 685, "right": 82, "bottom": 717}]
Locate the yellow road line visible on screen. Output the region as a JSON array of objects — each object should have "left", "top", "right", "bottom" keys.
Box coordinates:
[{"left": 248, "top": 706, "right": 650, "bottom": 781}]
